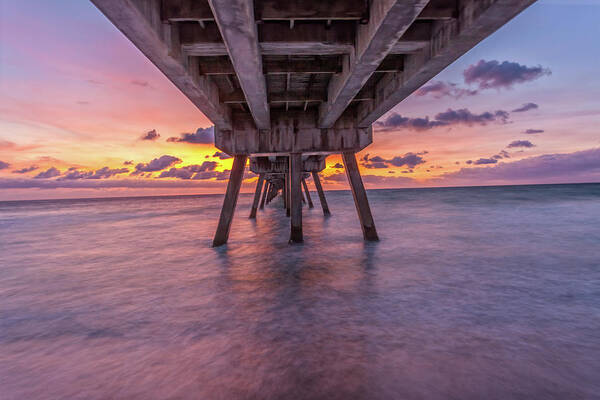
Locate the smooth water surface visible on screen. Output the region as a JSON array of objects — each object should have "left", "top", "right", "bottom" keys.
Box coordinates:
[{"left": 1, "top": 184, "right": 599, "bottom": 399}]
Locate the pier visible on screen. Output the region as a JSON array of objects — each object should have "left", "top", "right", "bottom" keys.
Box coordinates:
[{"left": 90, "top": 0, "right": 536, "bottom": 245}]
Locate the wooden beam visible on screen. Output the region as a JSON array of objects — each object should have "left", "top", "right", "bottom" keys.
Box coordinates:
[
  {"left": 318, "top": 0, "right": 430, "bottom": 128},
  {"left": 342, "top": 152, "right": 378, "bottom": 241},
  {"left": 286, "top": 170, "right": 291, "bottom": 217},
  {"left": 208, "top": 0, "right": 270, "bottom": 129},
  {"left": 302, "top": 178, "right": 314, "bottom": 208},
  {"left": 90, "top": 0, "right": 231, "bottom": 128},
  {"left": 289, "top": 154, "right": 303, "bottom": 243},
  {"left": 311, "top": 172, "right": 330, "bottom": 216},
  {"left": 249, "top": 173, "right": 265, "bottom": 218},
  {"left": 163, "top": 0, "right": 368, "bottom": 21},
  {"left": 259, "top": 181, "right": 269, "bottom": 209},
  {"left": 222, "top": 90, "right": 327, "bottom": 104},
  {"left": 197, "top": 58, "right": 341, "bottom": 75},
  {"left": 357, "top": 0, "right": 537, "bottom": 127},
  {"left": 213, "top": 155, "right": 247, "bottom": 246}
]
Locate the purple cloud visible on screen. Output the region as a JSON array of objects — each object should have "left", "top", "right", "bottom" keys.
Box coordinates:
[
  {"left": 361, "top": 152, "right": 426, "bottom": 169},
  {"left": 58, "top": 167, "right": 129, "bottom": 180},
  {"left": 524, "top": 129, "right": 544, "bottom": 134},
  {"left": 375, "top": 113, "right": 446, "bottom": 131},
  {"left": 12, "top": 165, "right": 39, "bottom": 174},
  {"left": 464, "top": 60, "right": 551, "bottom": 90},
  {"left": 167, "top": 127, "right": 214, "bottom": 144},
  {"left": 0, "top": 161, "right": 10, "bottom": 170},
  {"left": 435, "top": 108, "right": 510, "bottom": 125},
  {"left": 474, "top": 158, "right": 498, "bottom": 165},
  {"left": 140, "top": 129, "right": 160, "bottom": 141},
  {"left": 508, "top": 140, "right": 535, "bottom": 148},
  {"left": 134, "top": 155, "right": 182, "bottom": 173},
  {"left": 158, "top": 161, "right": 218, "bottom": 179},
  {"left": 512, "top": 102, "right": 539, "bottom": 113},
  {"left": 415, "top": 80, "right": 478, "bottom": 99},
  {"left": 332, "top": 163, "right": 344, "bottom": 169},
  {"left": 34, "top": 167, "right": 61, "bottom": 179}
]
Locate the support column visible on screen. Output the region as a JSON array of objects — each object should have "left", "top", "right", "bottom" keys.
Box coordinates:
[
  {"left": 286, "top": 170, "right": 291, "bottom": 217},
  {"left": 259, "top": 181, "right": 269, "bottom": 209},
  {"left": 342, "top": 152, "right": 378, "bottom": 241},
  {"left": 282, "top": 176, "right": 287, "bottom": 210},
  {"left": 249, "top": 173, "right": 264, "bottom": 219},
  {"left": 213, "top": 154, "right": 248, "bottom": 247},
  {"left": 289, "top": 153, "right": 303, "bottom": 243},
  {"left": 311, "top": 171, "right": 331, "bottom": 216},
  {"left": 302, "top": 178, "right": 314, "bottom": 208}
]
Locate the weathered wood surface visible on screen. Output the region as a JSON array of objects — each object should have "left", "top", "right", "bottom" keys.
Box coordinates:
[
  {"left": 213, "top": 154, "right": 247, "bottom": 246},
  {"left": 249, "top": 173, "right": 264, "bottom": 218},
  {"left": 215, "top": 110, "right": 372, "bottom": 155},
  {"left": 302, "top": 178, "right": 314, "bottom": 208},
  {"left": 311, "top": 171, "right": 330, "bottom": 216},
  {"left": 289, "top": 154, "right": 303, "bottom": 242},
  {"left": 342, "top": 152, "right": 378, "bottom": 241}
]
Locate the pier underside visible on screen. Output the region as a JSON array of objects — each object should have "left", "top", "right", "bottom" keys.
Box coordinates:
[{"left": 91, "top": 0, "right": 537, "bottom": 245}]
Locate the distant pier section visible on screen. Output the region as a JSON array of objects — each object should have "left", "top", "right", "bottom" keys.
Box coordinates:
[{"left": 91, "top": 0, "right": 536, "bottom": 245}]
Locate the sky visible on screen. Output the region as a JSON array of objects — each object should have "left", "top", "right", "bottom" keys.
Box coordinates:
[{"left": 0, "top": 0, "right": 599, "bottom": 200}]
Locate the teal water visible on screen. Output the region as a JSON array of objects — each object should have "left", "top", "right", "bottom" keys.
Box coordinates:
[{"left": 1, "top": 184, "right": 599, "bottom": 399}]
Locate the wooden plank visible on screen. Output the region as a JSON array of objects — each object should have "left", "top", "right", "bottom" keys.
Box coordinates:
[
  {"left": 197, "top": 58, "right": 342, "bottom": 75},
  {"left": 318, "top": 0, "right": 430, "bottom": 128},
  {"left": 90, "top": 0, "right": 231, "bottom": 128},
  {"left": 358, "top": 0, "right": 538, "bottom": 127},
  {"left": 302, "top": 178, "right": 314, "bottom": 208},
  {"left": 249, "top": 173, "right": 265, "bottom": 218},
  {"left": 213, "top": 155, "right": 247, "bottom": 246},
  {"left": 311, "top": 171, "right": 331, "bottom": 216},
  {"left": 163, "top": 0, "right": 368, "bottom": 21},
  {"left": 259, "top": 181, "right": 269, "bottom": 209},
  {"left": 222, "top": 90, "right": 327, "bottom": 104},
  {"left": 289, "top": 154, "right": 303, "bottom": 243},
  {"left": 208, "top": 0, "right": 270, "bottom": 129},
  {"left": 342, "top": 152, "right": 378, "bottom": 241}
]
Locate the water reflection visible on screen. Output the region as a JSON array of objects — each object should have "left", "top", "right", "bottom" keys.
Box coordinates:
[{"left": 1, "top": 185, "right": 599, "bottom": 399}]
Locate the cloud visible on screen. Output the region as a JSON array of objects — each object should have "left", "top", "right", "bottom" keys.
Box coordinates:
[
  {"left": 524, "top": 129, "right": 544, "bottom": 134},
  {"left": 212, "top": 151, "right": 232, "bottom": 160},
  {"left": 439, "top": 148, "right": 600, "bottom": 184},
  {"left": 60, "top": 167, "right": 130, "bottom": 180},
  {"left": 123, "top": 160, "right": 133, "bottom": 165},
  {"left": 463, "top": 59, "right": 551, "bottom": 90},
  {"left": 34, "top": 167, "right": 61, "bottom": 179},
  {"left": 12, "top": 165, "right": 39, "bottom": 174},
  {"left": 192, "top": 170, "right": 230, "bottom": 181},
  {"left": 158, "top": 161, "right": 218, "bottom": 179},
  {"left": 493, "top": 150, "right": 510, "bottom": 160},
  {"left": 415, "top": 80, "right": 478, "bottom": 99},
  {"left": 0, "top": 178, "right": 230, "bottom": 190},
  {"left": 512, "top": 102, "right": 539, "bottom": 113},
  {"left": 0, "top": 161, "right": 10, "bottom": 170},
  {"left": 332, "top": 163, "right": 344, "bottom": 169},
  {"left": 375, "top": 113, "right": 446, "bottom": 131},
  {"left": 134, "top": 155, "right": 182, "bottom": 173},
  {"left": 473, "top": 158, "right": 498, "bottom": 165},
  {"left": 507, "top": 140, "right": 535, "bottom": 148},
  {"left": 131, "top": 80, "right": 150, "bottom": 87},
  {"left": 435, "top": 108, "right": 510, "bottom": 125},
  {"left": 140, "top": 129, "right": 160, "bottom": 141},
  {"left": 361, "top": 152, "right": 426, "bottom": 169},
  {"left": 167, "top": 127, "right": 214, "bottom": 144},
  {"left": 376, "top": 108, "right": 509, "bottom": 131}
]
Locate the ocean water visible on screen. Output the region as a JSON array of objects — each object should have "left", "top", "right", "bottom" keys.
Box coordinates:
[{"left": 0, "top": 184, "right": 599, "bottom": 399}]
